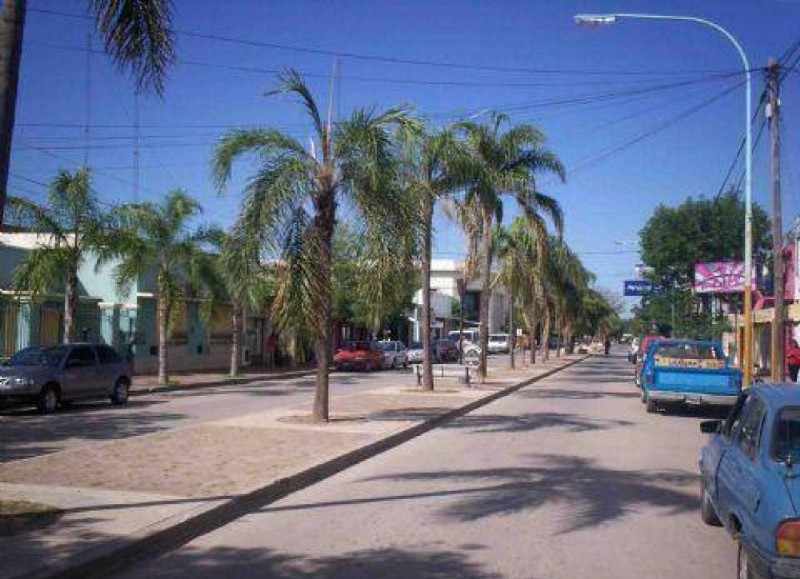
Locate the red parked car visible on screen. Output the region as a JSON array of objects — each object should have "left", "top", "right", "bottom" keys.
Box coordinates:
[{"left": 333, "top": 341, "right": 384, "bottom": 371}]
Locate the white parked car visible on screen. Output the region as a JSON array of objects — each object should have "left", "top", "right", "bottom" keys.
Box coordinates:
[
  {"left": 377, "top": 341, "right": 407, "bottom": 369},
  {"left": 487, "top": 333, "right": 510, "bottom": 354}
]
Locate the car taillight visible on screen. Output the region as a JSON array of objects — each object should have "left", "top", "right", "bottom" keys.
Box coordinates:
[{"left": 777, "top": 520, "right": 800, "bottom": 556}]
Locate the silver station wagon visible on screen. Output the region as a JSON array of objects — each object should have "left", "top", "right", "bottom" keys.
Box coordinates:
[{"left": 0, "top": 343, "right": 132, "bottom": 413}]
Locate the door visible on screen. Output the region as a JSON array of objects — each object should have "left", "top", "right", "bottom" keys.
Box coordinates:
[
  {"left": 716, "top": 394, "right": 766, "bottom": 532},
  {"left": 61, "top": 345, "right": 101, "bottom": 399},
  {"left": 702, "top": 394, "right": 747, "bottom": 501},
  {"left": 40, "top": 308, "right": 60, "bottom": 347},
  {"left": 95, "top": 344, "right": 124, "bottom": 395}
]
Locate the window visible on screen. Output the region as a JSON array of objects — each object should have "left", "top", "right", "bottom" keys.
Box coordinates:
[
  {"left": 772, "top": 407, "right": 800, "bottom": 463},
  {"left": 65, "top": 345, "right": 96, "bottom": 367},
  {"left": 734, "top": 396, "right": 766, "bottom": 460},
  {"left": 721, "top": 393, "right": 748, "bottom": 438},
  {"left": 96, "top": 345, "right": 122, "bottom": 365}
]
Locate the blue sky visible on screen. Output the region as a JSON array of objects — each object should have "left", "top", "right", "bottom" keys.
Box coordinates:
[{"left": 10, "top": 0, "right": 800, "bottom": 311}]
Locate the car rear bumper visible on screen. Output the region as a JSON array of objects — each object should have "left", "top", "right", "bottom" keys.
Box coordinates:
[
  {"left": 742, "top": 537, "right": 800, "bottom": 579},
  {"left": 646, "top": 390, "right": 739, "bottom": 406}
]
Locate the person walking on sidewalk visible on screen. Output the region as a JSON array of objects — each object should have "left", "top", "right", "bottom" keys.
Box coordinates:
[
  {"left": 265, "top": 333, "right": 278, "bottom": 371},
  {"left": 788, "top": 339, "right": 800, "bottom": 382},
  {"left": 604, "top": 337, "right": 611, "bottom": 356}
]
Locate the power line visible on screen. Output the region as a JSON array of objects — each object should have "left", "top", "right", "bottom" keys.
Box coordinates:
[
  {"left": 26, "top": 38, "right": 742, "bottom": 90},
  {"left": 558, "top": 79, "right": 745, "bottom": 181},
  {"left": 27, "top": 6, "right": 742, "bottom": 78}
]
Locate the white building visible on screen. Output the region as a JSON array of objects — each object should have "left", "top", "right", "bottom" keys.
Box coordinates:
[{"left": 409, "top": 259, "right": 510, "bottom": 342}]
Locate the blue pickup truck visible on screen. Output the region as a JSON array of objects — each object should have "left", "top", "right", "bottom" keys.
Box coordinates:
[{"left": 640, "top": 339, "right": 742, "bottom": 414}]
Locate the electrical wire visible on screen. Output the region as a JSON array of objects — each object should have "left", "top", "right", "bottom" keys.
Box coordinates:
[{"left": 27, "top": 6, "right": 743, "bottom": 78}]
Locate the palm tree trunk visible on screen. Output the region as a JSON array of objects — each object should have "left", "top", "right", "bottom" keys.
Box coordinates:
[
  {"left": 542, "top": 306, "right": 551, "bottom": 362},
  {"left": 63, "top": 268, "right": 78, "bottom": 344},
  {"left": 312, "top": 187, "right": 335, "bottom": 422},
  {"left": 229, "top": 304, "right": 240, "bottom": 377},
  {"left": 508, "top": 287, "right": 515, "bottom": 370},
  {"left": 527, "top": 304, "right": 537, "bottom": 365},
  {"left": 421, "top": 193, "right": 434, "bottom": 391},
  {"left": 0, "top": 0, "right": 26, "bottom": 226},
  {"left": 157, "top": 279, "right": 168, "bottom": 386},
  {"left": 478, "top": 208, "right": 493, "bottom": 381}
]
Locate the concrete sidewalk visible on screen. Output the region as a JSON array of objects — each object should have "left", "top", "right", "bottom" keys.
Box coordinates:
[{"left": 0, "top": 355, "right": 586, "bottom": 579}]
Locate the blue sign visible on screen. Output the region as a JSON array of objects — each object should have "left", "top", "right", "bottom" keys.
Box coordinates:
[{"left": 623, "top": 279, "right": 654, "bottom": 296}]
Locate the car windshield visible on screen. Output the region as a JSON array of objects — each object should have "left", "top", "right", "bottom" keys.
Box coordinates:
[
  {"left": 344, "top": 341, "right": 371, "bottom": 351},
  {"left": 409, "top": 342, "right": 422, "bottom": 349},
  {"left": 489, "top": 334, "right": 507, "bottom": 341},
  {"left": 773, "top": 406, "right": 800, "bottom": 463},
  {"left": 7, "top": 346, "right": 68, "bottom": 367},
  {"left": 376, "top": 342, "right": 394, "bottom": 351}
]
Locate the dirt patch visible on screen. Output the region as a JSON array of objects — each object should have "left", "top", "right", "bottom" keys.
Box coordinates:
[
  {"left": 0, "top": 426, "right": 371, "bottom": 498},
  {"left": 278, "top": 414, "right": 367, "bottom": 425},
  {"left": 400, "top": 388, "right": 462, "bottom": 394}
]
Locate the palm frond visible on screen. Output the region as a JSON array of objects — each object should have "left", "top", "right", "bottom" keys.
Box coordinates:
[
  {"left": 89, "top": 0, "right": 175, "bottom": 95},
  {"left": 213, "top": 128, "right": 310, "bottom": 190},
  {"left": 267, "top": 69, "right": 325, "bottom": 144}
]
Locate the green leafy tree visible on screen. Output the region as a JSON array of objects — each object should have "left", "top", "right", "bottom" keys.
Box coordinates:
[
  {"left": 8, "top": 168, "right": 107, "bottom": 343},
  {"left": 213, "top": 70, "right": 418, "bottom": 422},
  {"left": 100, "top": 190, "right": 213, "bottom": 386},
  {"left": 637, "top": 189, "right": 770, "bottom": 337},
  {"left": 454, "top": 112, "right": 565, "bottom": 380}
]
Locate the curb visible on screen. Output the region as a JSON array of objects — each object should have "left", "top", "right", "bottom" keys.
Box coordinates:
[
  {"left": 130, "top": 369, "right": 317, "bottom": 397},
  {"left": 32, "top": 356, "right": 587, "bottom": 579}
]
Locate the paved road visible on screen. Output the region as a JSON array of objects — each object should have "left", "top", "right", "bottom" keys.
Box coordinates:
[
  {"left": 0, "top": 369, "right": 404, "bottom": 462},
  {"left": 119, "top": 352, "right": 736, "bottom": 579}
]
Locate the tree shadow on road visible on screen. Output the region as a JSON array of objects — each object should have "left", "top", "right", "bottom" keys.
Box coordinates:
[
  {"left": 359, "top": 454, "right": 698, "bottom": 533},
  {"left": 0, "top": 401, "right": 189, "bottom": 462},
  {"left": 519, "top": 388, "right": 640, "bottom": 400},
  {"left": 115, "top": 545, "right": 507, "bottom": 579},
  {"left": 442, "top": 412, "right": 634, "bottom": 434}
]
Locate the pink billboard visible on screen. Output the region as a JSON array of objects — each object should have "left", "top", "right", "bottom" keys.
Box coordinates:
[{"left": 694, "top": 261, "right": 751, "bottom": 293}]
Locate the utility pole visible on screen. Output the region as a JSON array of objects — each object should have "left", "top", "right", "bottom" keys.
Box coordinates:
[
  {"left": 0, "top": 0, "right": 26, "bottom": 226},
  {"left": 768, "top": 58, "right": 785, "bottom": 382}
]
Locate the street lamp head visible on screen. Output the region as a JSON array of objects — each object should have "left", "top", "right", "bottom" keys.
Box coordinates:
[{"left": 574, "top": 14, "right": 618, "bottom": 26}]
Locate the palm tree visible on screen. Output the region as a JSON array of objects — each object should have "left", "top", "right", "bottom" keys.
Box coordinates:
[
  {"left": 100, "top": 190, "right": 211, "bottom": 386},
  {"left": 454, "top": 112, "right": 565, "bottom": 380},
  {"left": 206, "top": 229, "right": 275, "bottom": 377},
  {"left": 213, "top": 70, "right": 418, "bottom": 422},
  {"left": 0, "top": 0, "right": 175, "bottom": 225},
  {"left": 400, "top": 126, "right": 471, "bottom": 390},
  {"left": 541, "top": 236, "right": 591, "bottom": 359},
  {"left": 7, "top": 168, "right": 107, "bottom": 343}
]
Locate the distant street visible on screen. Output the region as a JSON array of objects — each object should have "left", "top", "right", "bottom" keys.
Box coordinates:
[{"left": 118, "top": 351, "right": 735, "bottom": 579}]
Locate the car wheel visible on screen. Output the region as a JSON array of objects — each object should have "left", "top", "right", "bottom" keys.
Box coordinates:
[
  {"left": 646, "top": 398, "right": 657, "bottom": 414},
  {"left": 737, "top": 542, "right": 754, "bottom": 579},
  {"left": 111, "top": 379, "right": 130, "bottom": 405},
  {"left": 700, "top": 482, "right": 721, "bottom": 526},
  {"left": 37, "top": 385, "right": 59, "bottom": 414}
]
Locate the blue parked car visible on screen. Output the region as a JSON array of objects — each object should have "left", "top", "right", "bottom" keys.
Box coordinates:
[
  {"left": 641, "top": 339, "right": 741, "bottom": 413},
  {"left": 699, "top": 386, "right": 800, "bottom": 578}
]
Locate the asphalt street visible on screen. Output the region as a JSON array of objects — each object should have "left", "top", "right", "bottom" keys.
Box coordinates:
[{"left": 118, "top": 351, "right": 736, "bottom": 579}]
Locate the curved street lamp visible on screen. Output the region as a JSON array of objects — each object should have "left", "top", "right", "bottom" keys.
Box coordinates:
[{"left": 575, "top": 12, "right": 754, "bottom": 385}]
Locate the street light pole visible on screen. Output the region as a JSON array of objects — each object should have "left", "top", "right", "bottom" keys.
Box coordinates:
[{"left": 575, "top": 13, "right": 754, "bottom": 386}]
